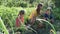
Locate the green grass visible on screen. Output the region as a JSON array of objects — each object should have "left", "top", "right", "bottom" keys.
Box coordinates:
[
  {"left": 0, "top": 6, "right": 59, "bottom": 34},
  {"left": 0, "top": 17, "right": 9, "bottom": 34},
  {"left": 0, "top": 6, "right": 35, "bottom": 34}
]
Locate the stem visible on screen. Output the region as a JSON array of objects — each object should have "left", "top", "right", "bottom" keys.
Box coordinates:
[
  {"left": 7, "top": 16, "right": 14, "bottom": 34},
  {"left": 0, "top": 17, "right": 9, "bottom": 34}
]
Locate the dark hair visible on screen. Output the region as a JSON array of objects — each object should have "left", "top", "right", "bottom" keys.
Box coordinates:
[
  {"left": 36, "top": 4, "right": 42, "bottom": 14},
  {"left": 19, "top": 10, "right": 25, "bottom": 15},
  {"left": 37, "top": 4, "right": 42, "bottom": 8}
]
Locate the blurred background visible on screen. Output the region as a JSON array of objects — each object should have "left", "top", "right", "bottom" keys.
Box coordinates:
[{"left": 0, "top": 0, "right": 60, "bottom": 34}]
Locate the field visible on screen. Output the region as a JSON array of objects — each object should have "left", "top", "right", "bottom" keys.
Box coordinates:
[
  {"left": 0, "top": 6, "right": 36, "bottom": 34},
  {"left": 0, "top": 6, "right": 60, "bottom": 34}
]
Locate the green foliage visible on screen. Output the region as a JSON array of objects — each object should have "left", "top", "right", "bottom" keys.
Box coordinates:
[
  {"left": 0, "top": 6, "right": 34, "bottom": 28},
  {"left": 0, "top": 18, "right": 9, "bottom": 34},
  {"left": 0, "top": 0, "right": 45, "bottom": 7},
  {"left": 29, "top": 0, "right": 36, "bottom": 4},
  {"left": 55, "top": 0, "right": 60, "bottom": 7},
  {"left": 0, "top": 6, "right": 18, "bottom": 29},
  {"left": 53, "top": 8, "right": 60, "bottom": 20},
  {"left": 20, "top": 2, "right": 27, "bottom": 8},
  {"left": 0, "top": 0, "right": 60, "bottom": 34},
  {"left": 0, "top": 6, "right": 36, "bottom": 34}
]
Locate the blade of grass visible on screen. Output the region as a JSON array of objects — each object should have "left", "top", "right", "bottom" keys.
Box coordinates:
[
  {"left": 36, "top": 19, "right": 56, "bottom": 34},
  {"left": 0, "top": 17, "right": 9, "bottom": 34}
]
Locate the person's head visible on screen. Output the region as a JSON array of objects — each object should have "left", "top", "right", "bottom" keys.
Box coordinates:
[
  {"left": 46, "top": 7, "right": 52, "bottom": 14},
  {"left": 36, "top": 3, "right": 43, "bottom": 14},
  {"left": 37, "top": 3, "right": 43, "bottom": 9},
  {"left": 47, "top": 7, "right": 51, "bottom": 11},
  {"left": 18, "top": 10, "right": 25, "bottom": 16}
]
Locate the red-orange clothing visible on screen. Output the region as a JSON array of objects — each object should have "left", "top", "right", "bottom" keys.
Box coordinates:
[{"left": 16, "top": 16, "right": 24, "bottom": 27}]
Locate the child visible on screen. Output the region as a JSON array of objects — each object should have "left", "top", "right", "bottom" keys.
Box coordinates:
[
  {"left": 43, "top": 7, "right": 54, "bottom": 34},
  {"left": 16, "top": 10, "right": 25, "bottom": 34},
  {"left": 16, "top": 10, "right": 25, "bottom": 27},
  {"left": 26, "top": 3, "right": 45, "bottom": 34},
  {"left": 28, "top": 3, "right": 43, "bottom": 25},
  {"left": 44, "top": 7, "right": 54, "bottom": 23}
]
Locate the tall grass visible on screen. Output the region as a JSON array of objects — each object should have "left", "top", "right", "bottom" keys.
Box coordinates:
[
  {"left": 0, "top": 17, "right": 9, "bottom": 34},
  {"left": 36, "top": 19, "right": 56, "bottom": 34},
  {"left": 0, "top": 6, "right": 57, "bottom": 34}
]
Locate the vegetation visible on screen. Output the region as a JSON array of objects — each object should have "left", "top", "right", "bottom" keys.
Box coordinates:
[{"left": 0, "top": 0, "right": 60, "bottom": 34}]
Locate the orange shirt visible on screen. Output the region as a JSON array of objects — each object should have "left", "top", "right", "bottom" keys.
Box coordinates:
[{"left": 16, "top": 16, "right": 24, "bottom": 27}]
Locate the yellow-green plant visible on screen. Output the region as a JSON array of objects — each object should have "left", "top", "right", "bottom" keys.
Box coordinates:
[{"left": 0, "top": 17, "right": 9, "bottom": 34}]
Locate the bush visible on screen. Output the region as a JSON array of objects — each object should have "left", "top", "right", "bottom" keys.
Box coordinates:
[
  {"left": 0, "top": 7, "right": 18, "bottom": 28},
  {"left": 53, "top": 8, "right": 60, "bottom": 20},
  {"left": 55, "top": 0, "right": 60, "bottom": 7},
  {"left": 20, "top": 2, "right": 27, "bottom": 8}
]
